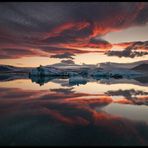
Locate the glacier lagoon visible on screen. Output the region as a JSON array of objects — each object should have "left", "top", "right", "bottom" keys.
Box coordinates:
[{"left": 0, "top": 75, "right": 148, "bottom": 146}]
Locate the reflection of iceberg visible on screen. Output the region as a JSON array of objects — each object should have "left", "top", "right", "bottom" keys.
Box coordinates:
[
  {"left": 69, "top": 76, "right": 87, "bottom": 86},
  {"left": 30, "top": 76, "right": 57, "bottom": 86},
  {"left": 91, "top": 69, "right": 142, "bottom": 79},
  {"left": 0, "top": 73, "right": 28, "bottom": 82},
  {"left": 90, "top": 70, "right": 110, "bottom": 79},
  {"left": 99, "top": 77, "right": 148, "bottom": 87},
  {"left": 134, "top": 76, "right": 148, "bottom": 84},
  {"left": 108, "top": 69, "right": 142, "bottom": 78}
]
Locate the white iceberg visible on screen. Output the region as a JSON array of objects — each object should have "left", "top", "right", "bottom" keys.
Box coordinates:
[{"left": 29, "top": 66, "right": 62, "bottom": 76}]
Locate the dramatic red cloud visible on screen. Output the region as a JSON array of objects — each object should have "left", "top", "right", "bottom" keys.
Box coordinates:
[
  {"left": 63, "top": 39, "right": 112, "bottom": 50},
  {"left": 0, "top": 47, "right": 49, "bottom": 59},
  {"left": 45, "top": 22, "right": 90, "bottom": 39},
  {"left": 113, "top": 42, "right": 134, "bottom": 49}
]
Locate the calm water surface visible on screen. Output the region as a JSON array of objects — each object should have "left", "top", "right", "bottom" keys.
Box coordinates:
[{"left": 0, "top": 76, "right": 148, "bottom": 146}]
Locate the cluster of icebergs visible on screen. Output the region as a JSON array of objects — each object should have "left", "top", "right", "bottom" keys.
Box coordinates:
[
  {"left": 29, "top": 65, "right": 143, "bottom": 86},
  {"left": 30, "top": 65, "right": 141, "bottom": 77}
]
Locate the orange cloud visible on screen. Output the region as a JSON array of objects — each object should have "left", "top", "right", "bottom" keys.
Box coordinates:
[{"left": 113, "top": 42, "right": 134, "bottom": 49}]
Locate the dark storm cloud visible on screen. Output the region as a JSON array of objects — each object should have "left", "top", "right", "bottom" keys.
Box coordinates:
[
  {"left": 0, "top": 48, "right": 46, "bottom": 59},
  {"left": 106, "top": 49, "right": 148, "bottom": 58},
  {"left": 90, "top": 38, "right": 110, "bottom": 44},
  {"left": 88, "top": 38, "right": 113, "bottom": 49},
  {"left": 134, "top": 3, "right": 148, "bottom": 25},
  {"left": 42, "top": 22, "right": 93, "bottom": 44},
  {"left": 106, "top": 41, "right": 148, "bottom": 58},
  {"left": 0, "top": 2, "right": 148, "bottom": 59},
  {"left": 61, "top": 59, "right": 75, "bottom": 65},
  {"left": 0, "top": 45, "right": 90, "bottom": 59},
  {"left": 40, "top": 46, "right": 91, "bottom": 54},
  {"left": 3, "top": 3, "right": 147, "bottom": 32},
  {"left": 50, "top": 52, "right": 75, "bottom": 59}
]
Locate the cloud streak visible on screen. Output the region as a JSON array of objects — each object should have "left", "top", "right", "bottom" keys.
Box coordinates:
[
  {"left": 106, "top": 41, "right": 148, "bottom": 58},
  {"left": 50, "top": 52, "right": 75, "bottom": 59}
]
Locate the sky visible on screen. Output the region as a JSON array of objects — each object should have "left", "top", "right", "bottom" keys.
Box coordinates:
[{"left": 0, "top": 2, "right": 148, "bottom": 67}]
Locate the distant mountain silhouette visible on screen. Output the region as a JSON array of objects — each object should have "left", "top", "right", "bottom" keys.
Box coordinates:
[
  {"left": 0, "top": 65, "right": 32, "bottom": 73},
  {"left": 132, "top": 63, "right": 148, "bottom": 71},
  {"left": 134, "top": 76, "right": 148, "bottom": 83},
  {"left": 0, "top": 65, "right": 16, "bottom": 71},
  {"left": 99, "top": 60, "right": 148, "bottom": 69}
]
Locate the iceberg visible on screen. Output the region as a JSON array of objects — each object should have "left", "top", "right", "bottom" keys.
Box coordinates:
[
  {"left": 29, "top": 65, "right": 143, "bottom": 86},
  {"left": 29, "top": 66, "right": 62, "bottom": 76}
]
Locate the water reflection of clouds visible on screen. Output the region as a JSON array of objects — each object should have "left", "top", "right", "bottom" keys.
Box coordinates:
[
  {"left": 106, "top": 89, "right": 148, "bottom": 105},
  {"left": 0, "top": 78, "right": 148, "bottom": 145},
  {"left": 0, "top": 81, "right": 147, "bottom": 119},
  {"left": 0, "top": 87, "right": 148, "bottom": 145}
]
